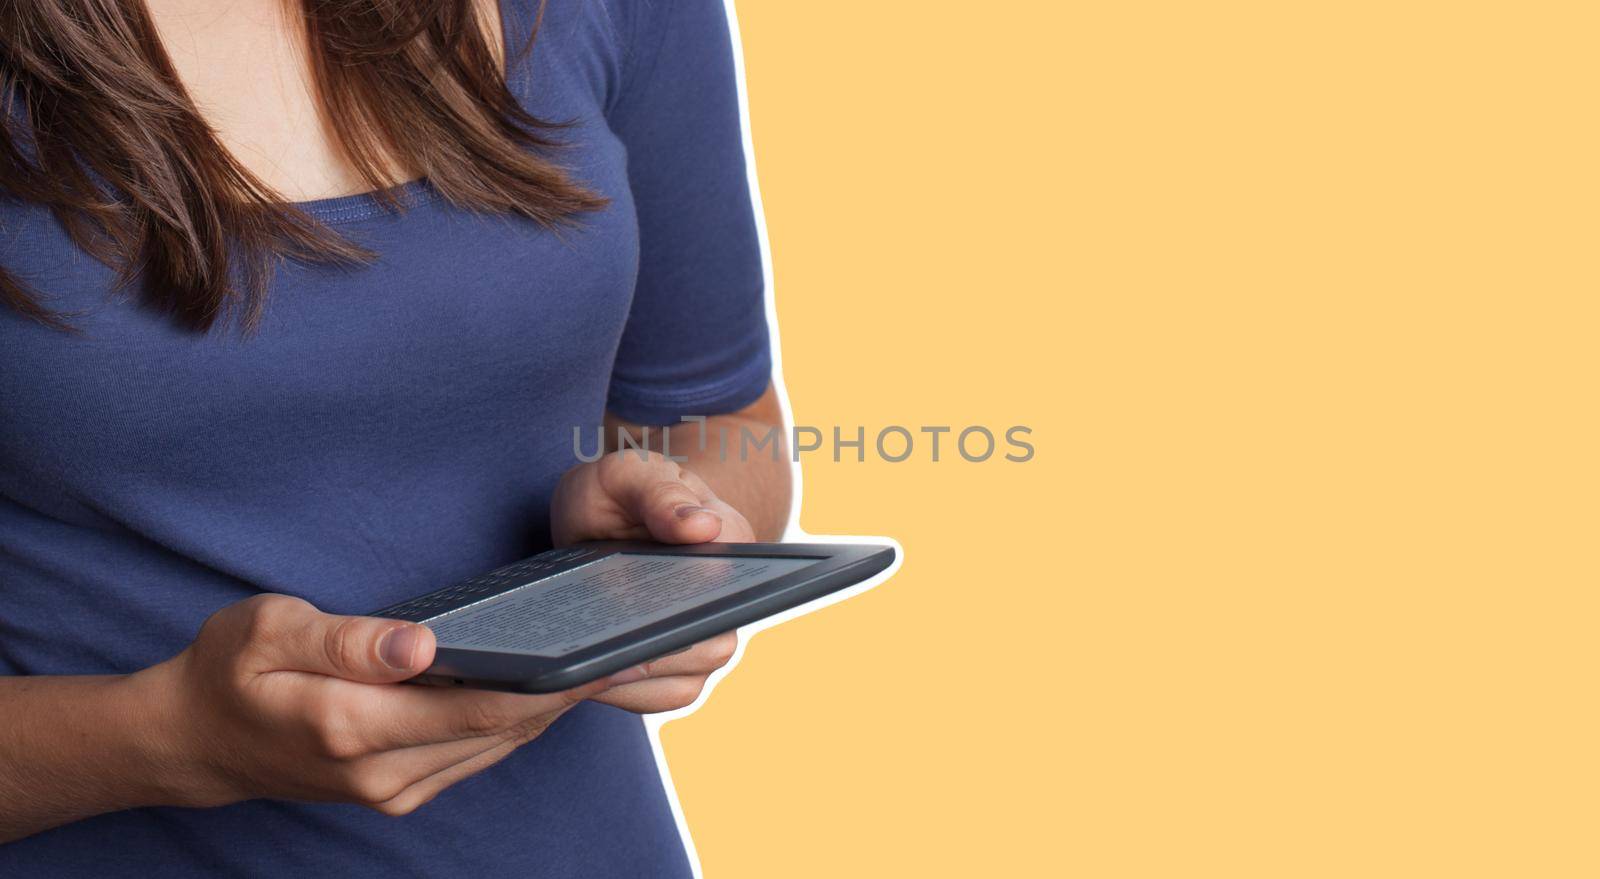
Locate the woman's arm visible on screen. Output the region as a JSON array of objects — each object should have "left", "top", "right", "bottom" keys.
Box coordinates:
[
  {"left": 0, "top": 597, "right": 642, "bottom": 844},
  {"left": 1, "top": 395, "right": 790, "bottom": 845},
  {"left": 603, "top": 383, "right": 793, "bottom": 541},
  {"left": 0, "top": 673, "right": 180, "bottom": 844}
]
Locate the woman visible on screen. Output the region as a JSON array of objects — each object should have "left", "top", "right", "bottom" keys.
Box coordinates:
[{"left": 0, "top": 0, "right": 790, "bottom": 874}]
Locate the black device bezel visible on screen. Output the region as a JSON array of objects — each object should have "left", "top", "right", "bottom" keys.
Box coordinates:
[{"left": 369, "top": 541, "right": 895, "bottom": 694}]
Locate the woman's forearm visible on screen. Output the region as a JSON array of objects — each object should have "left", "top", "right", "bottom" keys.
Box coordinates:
[{"left": 0, "top": 670, "right": 183, "bottom": 844}]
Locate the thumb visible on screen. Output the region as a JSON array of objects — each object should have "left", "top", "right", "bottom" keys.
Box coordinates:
[
  {"left": 632, "top": 475, "right": 723, "bottom": 544},
  {"left": 240, "top": 595, "right": 437, "bottom": 683},
  {"left": 294, "top": 615, "right": 437, "bottom": 683}
]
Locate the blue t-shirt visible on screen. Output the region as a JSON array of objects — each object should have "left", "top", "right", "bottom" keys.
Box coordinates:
[{"left": 0, "top": 0, "right": 770, "bottom": 875}]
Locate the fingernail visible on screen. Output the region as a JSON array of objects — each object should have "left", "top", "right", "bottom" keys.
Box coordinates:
[
  {"left": 379, "top": 625, "right": 420, "bottom": 670},
  {"left": 606, "top": 665, "right": 650, "bottom": 686},
  {"left": 675, "top": 504, "right": 716, "bottom": 519}
]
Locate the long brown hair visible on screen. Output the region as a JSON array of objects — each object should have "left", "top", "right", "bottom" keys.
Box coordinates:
[{"left": 0, "top": 0, "right": 605, "bottom": 332}]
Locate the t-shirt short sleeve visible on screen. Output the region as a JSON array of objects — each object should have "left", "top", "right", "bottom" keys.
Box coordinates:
[{"left": 602, "top": 0, "right": 771, "bottom": 426}]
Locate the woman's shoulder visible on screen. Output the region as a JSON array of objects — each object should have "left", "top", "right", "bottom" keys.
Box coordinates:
[
  {"left": 499, "top": 0, "right": 636, "bottom": 58},
  {"left": 501, "top": 0, "right": 733, "bottom": 118},
  {"left": 507, "top": 0, "right": 732, "bottom": 78}
]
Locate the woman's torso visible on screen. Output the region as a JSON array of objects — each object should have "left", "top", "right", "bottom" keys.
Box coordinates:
[{"left": 0, "top": 1, "right": 705, "bottom": 874}]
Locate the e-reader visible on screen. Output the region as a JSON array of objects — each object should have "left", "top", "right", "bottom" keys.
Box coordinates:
[{"left": 369, "top": 541, "right": 895, "bottom": 693}]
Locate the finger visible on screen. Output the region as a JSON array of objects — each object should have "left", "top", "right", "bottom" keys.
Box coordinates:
[
  {"left": 591, "top": 633, "right": 737, "bottom": 714},
  {"left": 589, "top": 675, "right": 712, "bottom": 714},
  {"left": 652, "top": 498, "right": 724, "bottom": 544},
  {"left": 234, "top": 595, "right": 437, "bottom": 684},
  {"left": 672, "top": 471, "right": 756, "bottom": 542},
  {"left": 340, "top": 726, "right": 521, "bottom": 802},
  {"left": 701, "top": 499, "right": 757, "bottom": 542},
  {"left": 334, "top": 672, "right": 624, "bottom": 751},
  {"left": 596, "top": 454, "right": 723, "bottom": 544},
  {"left": 551, "top": 461, "right": 639, "bottom": 545},
  {"left": 349, "top": 695, "right": 586, "bottom": 805},
  {"left": 639, "top": 632, "right": 738, "bottom": 678},
  {"left": 367, "top": 726, "right": 531, "bottom": 816}
]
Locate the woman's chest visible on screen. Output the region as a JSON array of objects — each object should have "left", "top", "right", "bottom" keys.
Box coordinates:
[
  {"left": 0, "top": 128, "right": 639, "bottom": 502},
  {"left": 143, "top": 0, "right": 517, "bottom": 203}
]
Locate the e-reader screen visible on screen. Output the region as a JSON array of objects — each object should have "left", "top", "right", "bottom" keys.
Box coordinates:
[{"left": 424, "top": 553, "right": 816, "bottom": 656}]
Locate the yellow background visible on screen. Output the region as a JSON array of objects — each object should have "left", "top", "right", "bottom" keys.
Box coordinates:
[{"left": 662, "top": 2, "right": 1598, "bottom": 876}]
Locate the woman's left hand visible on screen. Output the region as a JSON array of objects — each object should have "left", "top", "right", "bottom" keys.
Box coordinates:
[{"left": 549, "top": 450, "right": 754, "bottom": 713}]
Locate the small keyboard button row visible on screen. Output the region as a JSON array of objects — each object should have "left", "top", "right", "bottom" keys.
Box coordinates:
[{"left": 374, "top": 550, "right": 596, "bottom": 621}]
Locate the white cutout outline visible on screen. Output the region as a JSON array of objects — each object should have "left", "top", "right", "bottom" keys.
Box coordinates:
[{"left": 639, "top": 3, "right": 905, "bottom": 876}]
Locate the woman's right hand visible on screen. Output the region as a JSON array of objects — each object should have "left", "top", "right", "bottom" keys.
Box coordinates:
[{"left": 140, "top": 594, "right": 641, "bottom": 816}]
